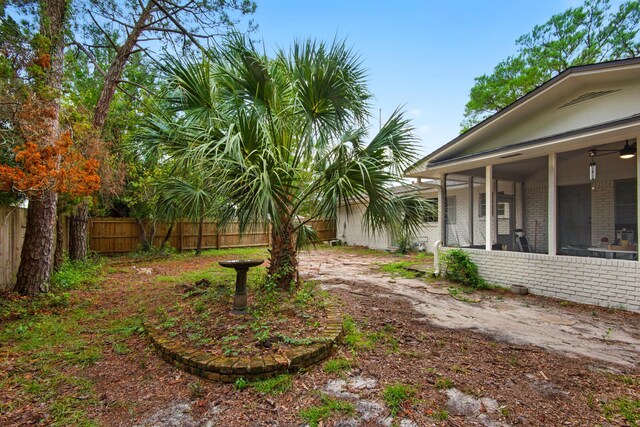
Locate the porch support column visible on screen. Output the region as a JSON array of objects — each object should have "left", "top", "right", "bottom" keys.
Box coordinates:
[
  {"left": 439, "top": 174, "right": 446, "bottom": 245},
  {"left": 485, "top": 165, "right": 493, "bottom": 251},
  {"left": 468, "top": 176, "right": 474, "bottom": 246},
  {"left": 637, "top": 147, "right": 640, "bottom": 260},
  {"left": 548, "top": 153, "right": 557, "bottom": 255}
]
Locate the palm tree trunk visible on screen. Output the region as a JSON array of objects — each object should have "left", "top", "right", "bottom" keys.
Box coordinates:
[
  {"left": 268, "top": 222, "right": 298, "bottom": 290},
  {"left": 69, "top": 201, "right": 89, "bottom": 260},
  {"left": 160, "top": 221, "right": 174, "bottom": 250},
  {"left": 135, "top": 218, "right": 150, "bottom": 251},
  {"left": 195, "top": 216, "right": 204, "bottom": 255}
]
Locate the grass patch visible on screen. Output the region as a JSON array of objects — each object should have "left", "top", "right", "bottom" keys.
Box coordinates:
[
  {"left": 602, "top": 398, "right": 640, "bottom": 425},
  {"left": 379, "top": 261, "right": 420, "bottom": 279},
  {"left": 323, "top": 358, "right": 352, "bottom": 374},
  {"left": 0, "top": 258, "right": 104, "bottom": 322},
  {"left": 252, "top": 374, "right": 292, "bottom": 395},
  {"left": 383, "top": 383, "right": 417, "bottom": 417},
  {"left": 51, "top": 257, "right": 104, "bottom": 291},
  {"left": 299, "top": 394, "right": 355, "bottom": 427}
]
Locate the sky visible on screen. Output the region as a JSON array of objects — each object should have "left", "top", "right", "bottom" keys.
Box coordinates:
[{"left": 245, "top": 0, "right": 608, "bottom": 157}]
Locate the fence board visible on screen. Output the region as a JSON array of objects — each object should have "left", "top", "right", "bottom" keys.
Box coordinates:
[{"left": 0, "top": 207, "right": 27, "bottom": 291}]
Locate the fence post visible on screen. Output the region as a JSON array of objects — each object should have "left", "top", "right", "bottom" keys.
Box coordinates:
[
  {"left": 216, "top": 222, "right": 220, "bottom": 250},
  {"left": 178, "top": 220, "right": 183, "bottom": 253}
]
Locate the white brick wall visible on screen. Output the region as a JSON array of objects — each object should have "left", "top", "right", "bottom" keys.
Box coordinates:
[
  {"left": 442, "top": 247, "right": 640, "bottom": 313},
  {"left": 523, "top": 185, "right": 548, "bottom": 253},
  {"left": 591, "top": 180, "right": 615, "bottom": 246}
]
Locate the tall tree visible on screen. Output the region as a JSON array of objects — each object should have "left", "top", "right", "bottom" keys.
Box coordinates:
[
  {"left": 66, "top": 0, "right": 256, "bottom": 260},
  {"left": 141, "top": 35, "right": 430, "bottom": 289},
  {"left": 1, "top": 0, "right": 71, "bottom": 295},
  {"left": 461, "top": 0, "right": 640, "bottom": 131}
]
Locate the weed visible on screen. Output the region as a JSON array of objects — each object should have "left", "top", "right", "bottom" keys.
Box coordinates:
[
  {"left": 449, "top": 364, "right": 466, "bottom": 373},
  {"left": 447, "top": 287, "right": 480, "bottom": 303},
  {"left": 602, "top": 397, "right": 639, "bottom": 425},
  {"left": 323, "top": 358, "right": 352, "bottom": 374},
  {"left": 252, "top": 374, "right": 292, "bottom": 395},
  {"left": 383, "top": 383, "right": 417, "bottom": 417},
  {"left": 188, "top": 380, "right": 206, "bottom": 399},
  {"left": 499, "top": 405, "right": 510, "bottom": 416},
  {"left": 299, "top": 395, "right": 354, "bottom": 427},
  {"left": 234, "top": 377, "right": 249, "bottom": 390},
  {"left": 435, "top": 378, "right": 454, "bottom": 390},
  {"left": 112, "top": 342, "right": 131, "bottom": 355},
  {"left": 432, "top": 409, "right": 449, "bottom": 421}
]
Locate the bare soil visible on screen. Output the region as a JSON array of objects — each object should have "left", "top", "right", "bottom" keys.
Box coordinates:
[{"left": 1, "top": 247, "right": 639, "bottom": 426}]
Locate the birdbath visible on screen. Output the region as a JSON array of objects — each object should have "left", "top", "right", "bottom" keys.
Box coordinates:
[{"left": 218, "top": 259, "right": 264, "bottom": 314}]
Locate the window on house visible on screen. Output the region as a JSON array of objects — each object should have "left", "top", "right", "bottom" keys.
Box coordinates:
[
  {"left": 424, "top": 198, "right": 438, "bottom": 222},
  {"left": 446, "top": 196, "right": 456, "bottom": 224},
  {"left": 480, "top": 192, "right": 507, "bottom": 217},
  {"left": 479, "top": 193, "right": 486, "bottom": 217}
]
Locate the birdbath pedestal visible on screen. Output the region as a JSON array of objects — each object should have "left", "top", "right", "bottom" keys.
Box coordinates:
[{"left": 218, "top": 259, "right": 264, "bottom": 314}]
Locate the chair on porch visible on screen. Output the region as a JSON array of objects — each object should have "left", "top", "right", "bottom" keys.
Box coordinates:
[
  {"left": 516, "top": 236, "right": 532, "bottom": 252},
  {"left": 515, "top": 229, "right": 532, "bottom": 252}
]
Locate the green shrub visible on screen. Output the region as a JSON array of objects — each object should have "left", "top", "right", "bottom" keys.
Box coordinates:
[{"left": 442, "top": 249, "right": 487, "bottom": 289}]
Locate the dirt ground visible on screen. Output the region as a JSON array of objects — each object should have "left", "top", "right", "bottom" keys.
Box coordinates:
[
  {"left": 2, "top": 247, "right": 639, "bottom": 426},
  {"left": 299, "top": 250, "right": 640, "bottom": 369}
]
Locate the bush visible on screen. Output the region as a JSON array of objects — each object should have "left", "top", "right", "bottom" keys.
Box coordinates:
[{"left": 442, "top": 249, "right": 487, "bottom": 289}]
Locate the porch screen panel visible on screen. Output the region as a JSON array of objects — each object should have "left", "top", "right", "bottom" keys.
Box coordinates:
[
  {"left": 473, "top": 179, "right": 486, "bottom": 248},
  {"left": 615, "top": 179, "right": 637, "bottom": 243},
  {"left": 444, "top": 178, "right": 471, "bottom": 247}
]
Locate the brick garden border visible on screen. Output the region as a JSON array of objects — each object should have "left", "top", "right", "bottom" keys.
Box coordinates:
[{"left": 145, "top": 307, "right": 344, "bottom": 383}]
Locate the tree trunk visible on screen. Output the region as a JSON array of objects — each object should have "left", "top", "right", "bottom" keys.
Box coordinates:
[
  {"left": 15, "top": 192, "right": 59, "bottom": 295},
  {"left": 135, "top": 218, "right": 151, "bottom": 251},
  {"left": 160, "top": 221, "right": 174, "bottom": 250},
  {"left": 65, "top": 1, "right": 155, "bottom": 259},
  {"left": 69, "top": 201, "right": 89, "bottom": 260},
  {"left": 14, "top": 0, "right": 68, "bottom": 296},
  {"left": 92, "top": 0, "right": 154, "bottom": 129},
  {"left": 268, "top": 222, "right": 298, "bottom": 290},
  {"left": 53, "top": 209, "right": 65, "bottom": 271},
  {"left": 195, "top": 216, "right": 204, "bottom": 255}
]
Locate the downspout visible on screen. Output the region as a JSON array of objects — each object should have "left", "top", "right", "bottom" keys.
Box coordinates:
[{"left": 433, "top": 239, "right": 443, "bottom": 277}]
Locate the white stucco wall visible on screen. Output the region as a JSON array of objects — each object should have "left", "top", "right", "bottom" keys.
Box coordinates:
[
  {"left": 442, "top": 247, "right": 640, "bottom": 313},
  {"left": 337, "top": 198, "right": 441, "bottom": 252}
]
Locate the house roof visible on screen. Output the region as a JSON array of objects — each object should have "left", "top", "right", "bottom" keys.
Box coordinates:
[{"left": 407, "top": 57, "right": 640, "bottom": 177}]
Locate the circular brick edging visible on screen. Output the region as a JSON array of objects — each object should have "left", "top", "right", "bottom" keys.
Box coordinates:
[{"left": 145, "top": 307, "right": 344, "bottom": 383}]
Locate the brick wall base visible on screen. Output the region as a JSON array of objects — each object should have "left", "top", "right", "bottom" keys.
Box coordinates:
[{"left": 442, "top": 248, "right": 640, "bottom": 313}]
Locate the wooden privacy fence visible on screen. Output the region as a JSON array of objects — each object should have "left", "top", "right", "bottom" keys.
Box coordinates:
[
  {"left": 0, "top": 210, "right": 335, "bottom": 288},
  {"left": 89, "top": 218, "right": 336, "bottom": 254}
]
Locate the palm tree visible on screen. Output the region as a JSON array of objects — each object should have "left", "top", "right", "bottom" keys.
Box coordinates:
[
  {"left": 141, "top": 34, "right": 429, "bottom": 289},
  {"left": 154, "top": 172, "right": 216, "bottom": 255}
]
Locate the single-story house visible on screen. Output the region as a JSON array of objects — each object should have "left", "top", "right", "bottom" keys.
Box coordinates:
[{"left": 405, "top": 58, "right": 639, "bottom": 312}]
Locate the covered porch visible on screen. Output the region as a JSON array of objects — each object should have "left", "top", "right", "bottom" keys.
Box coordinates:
[
  {"left": 437, "top": 139, "right": 638, "bottom": 260},
  {"left": 406, "top": 59, "right": 640, "bottom": 311}
]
